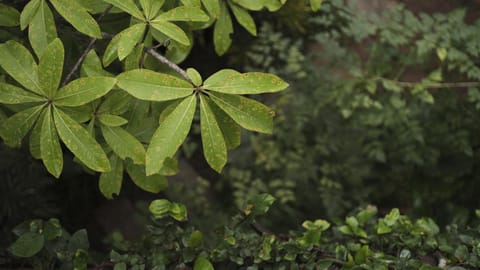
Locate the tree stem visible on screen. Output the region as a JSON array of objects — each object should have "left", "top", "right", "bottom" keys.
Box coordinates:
[{"left": 144, "top": 48, "right": 193, "bottom": 84}]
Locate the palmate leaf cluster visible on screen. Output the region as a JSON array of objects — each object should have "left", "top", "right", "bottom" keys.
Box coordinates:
[{"left": 0, "top": 0, "right": 295, "bottom": 198}]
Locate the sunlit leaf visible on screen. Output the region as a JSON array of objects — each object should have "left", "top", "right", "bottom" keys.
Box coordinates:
[
  {"left": 81, "top": 50, "right": 113, "bottom": 77},
  {"left": 200, "top": 95, "right": 227, "bottom": 172},
  {"left": 229, "top": 3, "right": 256, "bottom": 36},
  {"left": 117, "top": 23, "right": 146, "bottom": 60},
  {"left": 155, "top": 6, "right": 209, "bottom": 22},
  {"left": 194, "top": 256, "right": 214, "bottom": 270},
  {"left": 103, "top": 34, "right": 122, "bottom": 67},
  {"left": 187, "top": 68, "right": 202, "bottom": 86},
  {"left": 98, "top": 114, "right": 128, "bottom": 127},
  {"left": 201, "top": 0, "right": 220, "bottom": 18},
  {"left": 204, "top": 72, "right": 289, "bottom": 94}
]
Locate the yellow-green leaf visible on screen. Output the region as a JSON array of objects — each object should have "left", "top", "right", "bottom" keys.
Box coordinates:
[
  {"left": 209, "top": 92, "right": 273, "bottom": 133},
  {"left": 126, "top": 161, "right": 168, "bottom": 193},
  {"left": 0, "top": 3, "right": 20, "bottom": 27},
  {"left": 150, "top": 20, "right": 190, "bottom": 46},
  {"left": 53, "top": 107, "right": 110, "bottom": 172},
  {"left": 213, "top": 1, "right": 233, "bottom": 55},
  {"left": 40, "top": 106, "right": 63, "bottom": 178},
  {"left": 20, "top": 0, "right": 41, "bottom": 30},
  {"left": 39, "top": 38, "right": 64, "bottom": 98},
  {"left": 146, "top": 95, "right": 196, "bottom": 175},
  {"left": 0, "top": 105, "right": 44, "bottom": 147},
  {"left": 200, "top": 95, "right": 227, "bottom": 172},
  {"left": 98, "top": 114, "right": 128, "bottom": 127},
  {"left": 99, "top": 155, "right": 123, "bottom": 199},
  {"left": 50, "top": 0, "right": 102, "bottom": 38},
  {"left": 310, "top": 0, "right": 323, "bottom": 11},
  {"left": 28, "top": 0, "right": 57, "bottom": 58},
  {"left": 54, "top": 77, "right": 116, "bottom": 106},
  {"left": 201, "top": 0, "right": 220, "bottom": 18},
  {"left": 103, "top": 33, "right": 122, "bottom": 67},
  {"left": 81, "top": 50, "right": 113, "bottom": 77},
  {"left": 204, "top": 72, "right": 289, "bottom": 94},
  {"left": 117, "top": 23, "right": 146, "bottom": 60},
  {"left": 229, "top": 3, "right": 256, "bottom": 36},
  {"left": 117, "top": 69, "right": 194, "bottom": 101},
  {"left": 0, "top": 83, "right": 45, "bottom": 104},
  {"left": 102, "top": 0, "right": 144, "bottom": 20},
  {"left": 203, "top": 69, "right": 240, "bottom": 86},
  {"left": 155, "top": 6, "right": 209, "bottom": 22},
  {"left": 194, "top": 256, "right": 214, "bottom": 270},
  {"left": 0, "top": 40, "right": 43, "bottom": 95},
  {"left": 101, "top": 125, "right": 145, "bottom": 164},
  {"left": 187, "top": 68, "right": 202, "bottom": 86}
]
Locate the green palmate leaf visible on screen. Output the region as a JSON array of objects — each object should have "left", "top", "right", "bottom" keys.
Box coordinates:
[
  {"left": 150, "top": 20, "right": 191, "bottom": 46},
  {"left": 0, "top": 3, "right": 20, "bottom": 27},
  {"left": 209, "top": 100, "right": 240, "bottom": 149},
  {"left": 0, "top": 105, "right": 44, "bottom": 147},
  {"left": 187, "top": 68, "right": 202, "bottom": 86},
  {"left": 214, "top": 1, "right": 233, "bottom": 55},
  {"left": 10, "top": 232, "right": 44, "bottom": 258},
  {"left": 200, "top": 95, "right": 227, "bottom": 172},
  {"left": 40, "top": 106, "right": 63, "bottom": 178},
  {"left": 155, "top": 6, "right": 209, "bottom": 22},
  {"left": 201, "top": 0, "right": 220, "bottom": 18},
  {"left": 146, "top": 95, "right": 196, "bottom": 175},
  {"left": 194, "top": 256, "right": 214, "bottom": 270},
  {"left": 54, "top": 77, "right": 116, "bottom": 106},
  {"left": 0, "top": 83, "right": 44, "bottom": 104},
  {"left": 209, "top": 92, "right": 274, "bottom": 133},
  {"left": 229, "top": 2, "right": 256, "bottom": 36},
  {"left": 102, "top": 0, "right": 144, "bottom": 20},
  {"left": 49, "top": 0, "right": 102, "bottom": 38},
  {"left": 117, "top": 23, "right": 146, "bottom": 61},
  {"left": 203, "top": 69, "right": 240, "bottom": 86},
  {"left": 101, "top": 125, "right": 145, "bottom": 164},
  {"left": 204, "top": 72, "right": 289, "bottom": 94},
  {"left": 20, "top": 0, "right": 41, "bottom": 30},
  {"left": 29, "top": 114, "right": 43, "bottom": 159},
  {"left": 81, "top": 50, "right": 113, "bottom": 77},
  {"left": 117, "top": 69, "right": 194, "bottom": 101},
  {"left": 39, "top": 38, "right": 64, "bottom": 98},
  {"left": 53, "top": 107, "right": 110, "bottom": 172},
  {"left": 0, "top": 40, "right": 43, "bottom": 95},
  {"left": 310, "top": 0, "right": 323, "bottom": 11},
  {"left": 99, "top": 155, "right": 124, "bottom": 199},
  {"left": 98, "top": 114, "right": 128, "bottom": 127},
  {"left": 29, "top": 0, "right": 57, "bottom": 58},
  {"left": 103, "top": 33, "right": 122, "bottom": 67},
  {"left": 126, "top": 161, "right": 168, "bottom": 193}
]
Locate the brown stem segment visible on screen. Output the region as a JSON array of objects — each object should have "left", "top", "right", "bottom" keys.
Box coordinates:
[{"left": 145, "top": 47, "right": 193, "bottom": 85}]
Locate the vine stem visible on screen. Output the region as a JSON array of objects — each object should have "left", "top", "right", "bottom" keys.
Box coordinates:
[
  {"left": 61, "top": 5, "right": 113, "bottom": 87},
  {"left": 144, "top": 47, "right": 193, "bottom": 85}
]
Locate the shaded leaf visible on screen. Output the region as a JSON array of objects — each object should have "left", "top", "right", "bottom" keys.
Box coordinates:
[
  {"left": 155, "top": 6, "right": 209, "bottom": 22},
  {"left": 103, "top": 34, "right": 122, "bottom": 67},
  {"left": 101, "top": 125, "right": 145, "bottom": 164},
  {"left": 40, "top": 106, "right": 63, "bottom": 178},
  {"left": 81, "top": 50, "right": 113, "bottom": 77},
  {"left": 10, "top": 232, "right": 44, "bottom": 258},
  {"left": 0, "top": 3, "right": 20, "bottom": 26},
  {"left": 102, "top": 0, "right": 144, "bottom": 20},
  {"left": 50, "top": 0, "right": 102, "bottom": 38},
  {"left": 0, "top": 83, "right": 44, "bottom": 104},
  {"left": 28, "top": 0, "right": 57, "bottom": 58},
  {"left": 209, "top": 99, "right": 240, "bottom": 149},
  {"left": 98, "top": 114, "right": 128, "bottom": 127},
  {"left": 54, "top": 77, "right": 116, "bottom": 106},
  {"left": 20, "top": 0, "right": 40, "bottom": 30},
  {"left": 0, "top": 40, "right": 43, "bottom": 95},
  {"left": 53, "top": 107, "right": 110, "bottom": 172},
  {"left": 126, "top": 161, "right": 168, "bottom": 193},
  {"left": 38, "top": 38, "right": 64, "bottom": 98},
  {"left": 204, "top": 72, "right": 289, "bottom": 94},
  {"left": 0, "top": 105, "right": 44, "bottom": 147},
  {"left": 194, "top": 256, "right": 214, "bottom": 270},
  {"left": 117, "top": 69, "right": 194, "bottom": 101},
  {"left": 209, "top": 92, "right": 274, "bottom": 133},
  {"left": 200, "top": 95, "right": 227, "bottom": 172},
  {"left": 146, "top": 95, "right": 196, "bottom": 175},
  {"left": 213, "top": 1, "right": 233, "bottom": 55},
  {"left": 150, "top": 20, "right": 191, "bottom": 46},
  {"left": 29, "top": 113, "right": 44, "bottom": 159},
  {"left": 310, "top": 0, "right": 323, "bottom": 11},
  {"left": 99, "top": 155, "right": 124, "bottom": 199},
  {"left": 117, "top": 23, "right": 146, "bottom": 60}
]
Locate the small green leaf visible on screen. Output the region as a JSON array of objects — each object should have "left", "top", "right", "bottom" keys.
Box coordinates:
[
  {"left": 149, "top": 199, "right": 171, "bottom": 218},
  {"left": 150, "top": 20, "right": 191, "bottom": 46},
  {"left": 201, "top": 0, "right": 220, "bottom": 18},
  {"left": 188, "top": 230, "right": 203, "bottom": 248},
  {"left": 53, "top": 107, "right": 110, "bottom": 172},
  {"left": 209, "top": 100, "right": 240, "bottom": 149},
  {"left": 99, "top": 155, "right": 124, "bottom": 199},
  {"left": 10, "top": 232, "right": 44, "bottom": 258},
  {"left": 0, "top": 105, "right": 44, "bottom": 147},
  {"left": 44, "top": 218, "right": 62, "bottom": 240},
  {"left": 229, "top": 3, "right": 256, "bottom": 36},
  {"left": 81, "top": 50, "right": 113, "bottom": 77},
  {"left": 250, "top": 193, "right": 275, "bottom": 216},
  {"left": 0, "top": 40, "right": 43, "bottom": 95},
  {"left": 310, "top": 0, "right": 323, "bottom": 11},
  {"left": 20, "top": 0, "right": 40, "bottom": 30},
  {"left": 0, "top": 3, "right": 20, "bottom": 27},
  {"left": 50, "top": 0, "right": 102, "bottom": 38},
  {"left": 117, "top": 23, "right": 146, "bottom": 60},
  {"left": 101, "top": 125, "right": 145, "bottom": 164},
  {"left": 102, "top": 0, "right": 144, "bottom": 20},
  {"left": 204, "top": 71, "right": 289, "bottom": 94},
  {"left": 436, "top": 48, "right": 447, "bottom": 62},
  {"left": 103, "top": 34, "right": 122, "bottom": 67},
  {"left": 155, "top": 6, "right": 209, "bottom": 22},
  {"left": 187, "top": 68, "right": 202, "bottom": 86},
  {"left": 200, "top": 95, "right": 227, "bottom": 172},
  {"left": 0, "top": 83, "right": 45, "bottom": 104},
  {"left": 203, "top": 69, "right": 240, "bottom": 86},
  {"left": 54, "top": 77, "right": 116, "bottom": 106},
  {"left": 98, "top": 114, "right": 128, "bottom": 127},
  {"left": 209, "top": 92, "right": 274, "bottom": 133},
  {"left": 377, "top": 219, "right": 392, "bottom": 234},
  {"left": 146, "top": 95, "right": 196, "bottom": 175},
  {"left": 28, "top": 0, "right": 57, "bottom": 58},
  {"left": 126, "top": 161, "right": 168, "bottom": 193},
  {"left": 117, "top": 69, "right": 194, "bottom": 101},
  {"left": 169, "top": 202, "right": 188, "bottom": 221},
  {"left": 384, "top": 208, "right": 400, "bottom": 226},
  {"left": 38, "top": 38, "right": 64, "bottom": 98},
  {"left": 213, "top": 1, "right": 233, "bottom": 55},
  {"left": 194, "top": 256, "right": 214, "bottom": 270},
  {"left": 40, "top": 106, "right": 63, "bottom": 178}
]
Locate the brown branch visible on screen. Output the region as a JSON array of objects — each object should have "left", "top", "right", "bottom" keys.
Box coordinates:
[
  {"left": 61, "top": 5, "right": 113, "bottom": 87},
  {"left": 145, "top": 47, "right": 193, "bottom": 84}
]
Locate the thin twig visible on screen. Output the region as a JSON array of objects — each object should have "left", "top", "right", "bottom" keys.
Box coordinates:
[
  {"left": 61, "top": 5, "right": 113, "bottom": 87},
  {"left": 145, "top": 47, "right": 193, "bottom": 84}
]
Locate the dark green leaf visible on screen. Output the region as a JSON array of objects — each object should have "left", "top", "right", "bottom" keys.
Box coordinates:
[
  {"left": 200, "top": 95, "right": 227, "bottom": 172},
  {"left": 10, "top": 232, "right": 44, "bottom": 258},
  {"left": 38, "top": 38, "right": 64, "bottom": 98},
  {"left": 0, "top": 3, "right": 20, "bottom": 27},
  {"left": 194, "top": 256, "right": 214, "bottom": 270},
  {"left": 40, "top": 106, "right": 63, "bottom": 178},
  {"left": 126, "top": 161, "right": 168, "bottom": 193},
  {"left": 0, "top": 83, "right": 44, "bottom": 104},
  {"left": 54, "top": 77, "right": 116, "bottom": 106},
  {"left": 20, "top": 0, "right": 40, "bottom": 30},
  {"left": 50, "top": 0, "right": 102, "bottom": 38},
  {"left": 209, "top": 99, "right": 240, "bottom": 150},
  {"left": 213, "top": 1, "right": 233, "bottom": 55},
  {"left": 101, "top": 125, "right": 145, "bottom": 164},
  {"left": 102, "top": 0, "right": 144, "bottom": 20},
  {"left": 150, "top": 20, "right": 191, "bottom": 46},
  {"left": 99, "top": 155, "right": 124, "bottom": 199},
  {"left": 0, "top": 105, "right": 44, "bottom": 147}
]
